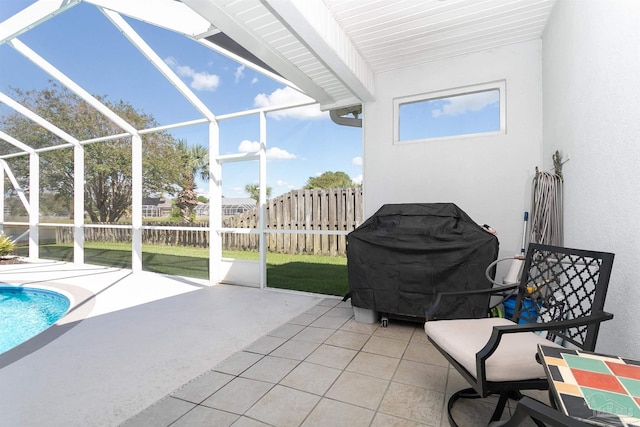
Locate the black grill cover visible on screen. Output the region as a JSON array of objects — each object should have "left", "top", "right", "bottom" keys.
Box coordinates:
[{"left": 347, "top": 203, "right": 499, "bottom": 320}]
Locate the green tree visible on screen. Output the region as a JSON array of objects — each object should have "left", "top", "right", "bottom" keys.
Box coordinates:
[
  {"left": 245, "top": 183, "right": 272, "bottom": 201},
  {"left": 174, "top": 140, "right": 209, "bottom": 222},
  {"left": 304, "top": 171, "right": 353, "bottom": 189},
  {"left": 1, "top": 82, "right": 181, "bottom": 222}
]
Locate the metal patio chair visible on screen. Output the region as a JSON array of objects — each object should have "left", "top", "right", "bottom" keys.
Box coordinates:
[{"left": 424, "top": 243, "right": 615, "bottom": 426}]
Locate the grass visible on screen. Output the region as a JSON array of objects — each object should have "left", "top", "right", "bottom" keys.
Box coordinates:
[{"left": 20, "top": 242, "right": 349, "bottom": 296}]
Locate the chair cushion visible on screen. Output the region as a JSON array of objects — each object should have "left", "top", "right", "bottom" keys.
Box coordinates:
[{"left": 424, "top": 317, "right": 562, "bottom": 382}]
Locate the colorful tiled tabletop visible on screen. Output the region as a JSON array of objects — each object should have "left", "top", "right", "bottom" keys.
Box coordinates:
[{"left": 538, "top": 345, "right": 640, "bottom": 426}]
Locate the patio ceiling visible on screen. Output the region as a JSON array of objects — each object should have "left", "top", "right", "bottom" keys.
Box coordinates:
[
  {"left": 183, "top": 0, "right": 557, "bottom": 110},
  {"left": 0, "top": 0, "right": 557, "bottom": 155}
]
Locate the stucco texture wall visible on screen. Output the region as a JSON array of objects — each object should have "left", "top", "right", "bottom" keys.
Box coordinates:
[
  {"left": 542, "top": 0, "right": 640, "bottom": 356},
  {"left": 364, "top": 40, "right": 543, "bottom": 270}
]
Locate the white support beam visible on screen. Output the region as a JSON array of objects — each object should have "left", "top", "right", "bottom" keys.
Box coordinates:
[
  {"left": 0, "top": 91, "right": 81, "bottom": 146},
  {"left": 8, "top": 38, "right": 138, "bottom": 135},
  {"left": 84, "top": 0, "right": 214, "bottom": 38},
  {"left": 209, "top": 121, "right": 221, "bottom": 285},
  {"left": 0, "top": 131, "right": 35, "bottom": 154},
  {"left": 258, "top": 111, "right": 267, "bottom": 289},
  {"left": 73, "top": 144, "right": 84, "bottom": 265},
  {"left": 182, "top": 0, "right": 334, "bottom": 106},
  {"left": 0, "top": 162, "right": 5, "bottom": 232},
  {"left": 131, "top": 134, "right": 143, "bottom": 273},
  {"left": 0, "top": 0, "right": 80, "bottom": 45},
  {"left": 0, "top": 159, "right": 30, "bottom": 211},
  {"left": 263, "top": 0, "right": 374, "bottom": 103},
  {"left": 100, "top": 8, "right": 217, "bottom": 122},
  {"left": 29, "top": 153, "right": 39, "bottom": 260}
]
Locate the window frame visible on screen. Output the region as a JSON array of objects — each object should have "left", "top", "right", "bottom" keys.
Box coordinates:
[{"left": 393, "top": 80, "right": 506, "bottom": 145}]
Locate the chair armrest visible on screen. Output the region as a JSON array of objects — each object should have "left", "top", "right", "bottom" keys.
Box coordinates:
[
  {"left": 476, "top": 311, "right": 614, "bottom": 368},
  {"left": 425, "top": 283, "right": 518, "bottom": 320}
]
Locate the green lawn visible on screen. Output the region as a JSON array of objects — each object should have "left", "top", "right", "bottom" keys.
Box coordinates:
[{"left": 25, "top": 242, "right": 349, "bottom": 296}]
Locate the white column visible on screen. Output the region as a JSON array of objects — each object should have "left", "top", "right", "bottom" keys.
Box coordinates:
[
  {"left": 0, "top": 164, "right": 4, "bottom": 233},
  {"left": 131, "top": 134, "right": 143, "bottom": 273},
  {"left": 74, "top": 144, "right": 84, "bottom": 265},
  {"left": 29, "top": 152, "right": 39, "bottom": 260},
  {"left": 209, "top": 121, "right": 221, "bottom": 285},
  {"left": 259, "top": 112, "right": 267, "bottom": 289}
]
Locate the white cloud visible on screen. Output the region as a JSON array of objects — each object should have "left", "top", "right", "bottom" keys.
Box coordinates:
[
  {"left": 431, "top": 91, "right": 499, "bottom": 118},
  {"left": 254, "top": 86, "right": 327, "bottom": 119},
  {"left": 234, "top": 65, "right": 245, "bottom": 83},
  {"left": 352, "top": 174, "right": 363, "bottom": 185},
  {"left": 164, "top": 56, "right": 220, "bottom": 92},
  {"left": 352, "top": 156, "right": 363, "bottom": 166},
  {"left": 251, "top": 77, "right": 258, "bottom": 85},
  {"left": 237, "top": 139, "right": 296, "bottom": 160},
  {"left": 276, "top": 180, "right": 288, "bottom": 187}
]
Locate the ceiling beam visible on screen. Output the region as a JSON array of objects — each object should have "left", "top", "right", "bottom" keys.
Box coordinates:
[
  {"left": 182, "top": 0, "right": 334, "bottom": 106},
  {"left": 262, "top": 0, "right": 374, "bottom": 103},
  {"left": 0, "top": 0, "right": 80, "bottom": 45}
]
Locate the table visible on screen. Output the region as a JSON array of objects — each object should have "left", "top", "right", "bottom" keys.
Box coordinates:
[{"left": 538, "top": 344, "right": 640, "bottom": 426}]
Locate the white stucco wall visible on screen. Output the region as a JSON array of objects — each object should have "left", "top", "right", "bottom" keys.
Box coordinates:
[
  {"left": 542, "top": 1, "right": 640, "bottom": 357},
  {"left": 364, "top": 40, "right": 544, "bottom": 274}
]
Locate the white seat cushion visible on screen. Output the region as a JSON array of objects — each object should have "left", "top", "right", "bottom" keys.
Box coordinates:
[{"left": 424, "top": 318, "right": 562, "bottom": 382}]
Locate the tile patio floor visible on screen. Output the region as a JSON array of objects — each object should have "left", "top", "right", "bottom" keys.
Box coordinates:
[{"left": 124, "top": 298, "right": 543, "bottom": 427}]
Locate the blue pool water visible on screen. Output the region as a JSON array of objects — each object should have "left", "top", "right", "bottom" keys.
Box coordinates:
[{"left": 0, "top": 286, "right": 70, "bottom": 354}]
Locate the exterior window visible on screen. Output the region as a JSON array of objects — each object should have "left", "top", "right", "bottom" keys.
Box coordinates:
[{"left": 394, "top": 81, "right": 505, "bottom": 143}]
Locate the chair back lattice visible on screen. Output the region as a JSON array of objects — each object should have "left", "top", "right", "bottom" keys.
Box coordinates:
[{"left": 513, "top": 243, "right": 614, "bottom": 351}]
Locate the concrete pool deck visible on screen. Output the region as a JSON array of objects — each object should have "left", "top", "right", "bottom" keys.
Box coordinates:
[{"left": 0, "top": 260, "right": 323, "bottom": 426}]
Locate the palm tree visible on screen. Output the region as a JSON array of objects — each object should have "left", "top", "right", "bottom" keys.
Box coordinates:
[
  {"left": 245, "top": 183, "right": 272, "bottom": 201},
  {"left": 174, "top": 140, "right": 209, "bottom": 222}
]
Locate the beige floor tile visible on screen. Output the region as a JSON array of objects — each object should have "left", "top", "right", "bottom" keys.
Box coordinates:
[
  {"left": 346, "top": 351, "right": 401, "bottom": 380},
  {"left": 292, "top": 326, "right": 336, "bottom": 343},
  {"left": 240, "top": 355, "right": 299, "bottom": 383},
  {"left": 304, "top": 305, "right": 332, "bottom": 316},
  {"left": 269, "top": 339, "right": 320, "bottom": 361},
  {"left": 171, "top": 406, "right": 239, "bottom": 427},
  {"left": 245, "top": 384, "right": 320, "bottom": 427},
  {"left": 410, "top": 327, "right": 430, "bottom": 344},
  {"left": 290, "top": 313, "right": 320, "bottom": 326},
  {"left": 379, "top": 381, "right": 444, "bottom": 425},
  {"left": 310, "top": 315, "right": 349, "bottom": 329},
  {"left": 362, "top": 335, "right": 409, "bottom": 358},
  {"left": 280, "top": 361, "right": 342, "bottom": 395},
  {"left": 268, "top": 323, "right": 305, "bottom": 339},
  {"left": 326, "top": 371, "right": 390, "bottom": 410},
  {"left": 171, "top": 370, "right": 235, "bottom": 403},
  {"left": 305, "top": 344, "right": 358, "bottom": 370},
  {"left": 325, "top": 329, "right": 370, "bottom": 350},
  {"left": 403, "top": 340, "right": 449, "bottom": 367},
  {"left": 214, "top": 351, "right": 264, "bottom": 376},
  {"left": 340, "top": 318, "right": 379, "bottom": 335},
  {"left": 374, "top": 321, "right": 416, "bottom": 341},
  {"left": 325, "top": 306, "right": 355, "bottom": 318},
  {"left": 446, "top": 395, "right": 509, "bottom": 427},
  {"left": 394, "top": 360, "right": 448, "bottom": 393},
  {"left": 445, "top": 367, "right": 470, "bottom": 396},
  {"left": 302, "top": 398, "right": 375, "bottom": 427},
  {"left": 371, "top": 412, "right": 430, "bottom": 427},
  {"left": 202, "top": 377, "right": 273, "bottom": 414},
  {"left": 231, "top": 416, "right": 272, "bottom": 426},
  {"left": 270, "top": 340, "right": 320, "bottom": 360},
  {"left": 243, "top": 335, "right": 287, "bottom": 355},
  {"left": 123, "top": 397, "right": 195, "bottom": 427}
]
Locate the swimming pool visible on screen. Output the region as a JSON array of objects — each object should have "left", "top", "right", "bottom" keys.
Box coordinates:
[{"left": 0, "top": 286, "right": 71, "bottom": 354}]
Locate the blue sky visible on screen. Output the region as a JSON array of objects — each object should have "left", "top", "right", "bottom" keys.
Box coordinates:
[{"left": 0, "top": 1, "right": 363, "bottom": 199}]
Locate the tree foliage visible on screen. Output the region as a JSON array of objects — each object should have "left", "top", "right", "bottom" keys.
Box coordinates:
[
  {"left": 245, "top": 183, "right": 272, "bottom": 201},
  {"left": 304, "top": 171, "right": 353, "bottom": 189},
  {"left": 174, "top": 140, "right": 209, "bottom": 222},
  {"left": 1, "top": 82, "right": 181, "bottom": 222}
]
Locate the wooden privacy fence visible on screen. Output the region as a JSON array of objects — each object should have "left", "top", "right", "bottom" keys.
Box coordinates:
[
  {"left": 54, "top": 188, "right": 363, "bottom": 256},
  {"left": 222, "top": 188, "right": 363, "bottom": 256}
]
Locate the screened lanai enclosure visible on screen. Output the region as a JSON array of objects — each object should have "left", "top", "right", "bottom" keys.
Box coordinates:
[{"left": 0, "top": 0, "right": 368, "bottom": 291}]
